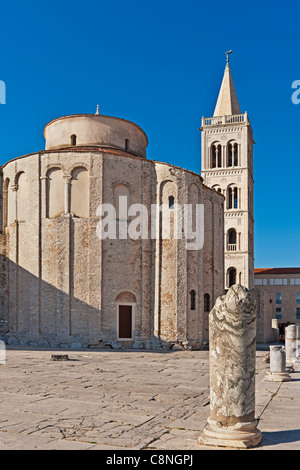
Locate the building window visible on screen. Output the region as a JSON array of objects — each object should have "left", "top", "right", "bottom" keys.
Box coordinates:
[
  {"left": 227, "top": 228, "right": 237, "bottom": 251},
  {"left": 70, "top": 134, "right": 77, "bottom": 146},
  {"left": 125, "top": 139, "right": 129, "bottom": 151},
  {"left": 190, "top": 290, "right": 196, "bottom": 310},
  {"left": 227, "top": 267, "right": 237, "bottom": 288},
  {"left": 297, "top": 293, "right": 300, "bottom": 305},
  {"left": 227, "top": 186, "right": 239, "bottom": 210},
  {"left": 233, "top": 187, "right": 238, "bottom": 208},
  {"left": 296, "top": 308, "right": 300, "bottom": 320},
  {"left": 276, "top": 292, "right": 282, "bottom": 304},
  {"left": 204, "top": 293, "right": 210, "bottom": 312},
  {"left": 211, "top": 143, "right": 222, "bottom": 169},
  {"left": 276, "top": 308, "right": 282, "bottom": 319},
  {"left": 169, "top": 196, "right": 175, "bottom": 209},
  {"left": 227, "top": 141, "right": 239, "bottom": 167}
]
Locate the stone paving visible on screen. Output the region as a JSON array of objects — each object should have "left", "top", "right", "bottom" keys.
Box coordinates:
[{"left": 0, "top": 346, "right": 299, "bottom": 450}]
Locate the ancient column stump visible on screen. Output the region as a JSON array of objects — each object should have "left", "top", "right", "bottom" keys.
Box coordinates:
[
  {"left": 285, "top": 325, "right": 296, "bottom": 370},
  {"left": 264, "top": 345, "right": 291, "bottom": 382},
  {"left": 296, "top": 324, "right": 300, "bottom": 360},
  {"left": 199, "top": 284, "right": 261, "bottom": 449}
]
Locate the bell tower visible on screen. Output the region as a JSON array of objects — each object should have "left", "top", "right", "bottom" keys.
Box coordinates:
[{"left": 200, "top": 52, "right": 254, "bottom": 289}]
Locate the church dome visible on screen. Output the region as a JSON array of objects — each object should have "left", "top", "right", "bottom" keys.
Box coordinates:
[{"left": 43, "top": 113, "right": 148, "bottom": 158}]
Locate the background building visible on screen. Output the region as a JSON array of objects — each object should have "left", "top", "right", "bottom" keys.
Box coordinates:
[{"left": 254, "top": 268, "right": 300, "bottom": 335}]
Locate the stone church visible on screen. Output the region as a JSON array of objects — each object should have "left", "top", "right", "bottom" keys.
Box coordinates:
[{"left": 0, "top": 54, "right": 256, "bottom": 349}]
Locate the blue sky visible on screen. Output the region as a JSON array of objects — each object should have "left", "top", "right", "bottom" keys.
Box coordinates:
[{"left": 0, "top": 0, "right": 299, "bottom": 267}]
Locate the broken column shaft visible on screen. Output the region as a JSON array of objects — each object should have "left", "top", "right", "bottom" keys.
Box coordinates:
[
  {"left": 199, "top": 284, "right": 261, "bottom": 449},
  {"left": 264, "top": 345, "right": 291, "bottom": 382}
]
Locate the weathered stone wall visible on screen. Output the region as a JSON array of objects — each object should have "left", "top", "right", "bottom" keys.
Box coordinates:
[
  {"left": 0, "top": 144, "right": 224, "bottom": 349},
  {"left": 202, "top": 185, "right": 225, "bottom": 342}
]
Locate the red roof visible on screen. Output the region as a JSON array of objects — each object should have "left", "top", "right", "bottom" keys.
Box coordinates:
[{"left": 254, "top": 268, "right": 300, "bottom": 275}]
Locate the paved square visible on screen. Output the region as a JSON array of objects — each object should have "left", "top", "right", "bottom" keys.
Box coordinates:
[{"left": 0, "top": 347, "right": 299, "bottom": 450}]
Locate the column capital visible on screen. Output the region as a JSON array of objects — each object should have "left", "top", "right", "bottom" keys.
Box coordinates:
[{"left": 63, "top": 175, "right": 72, "bottom": 183}]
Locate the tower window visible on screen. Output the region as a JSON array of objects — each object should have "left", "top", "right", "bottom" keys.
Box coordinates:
[
  {"left": 227, "top": 186, "right": 239, "bottom": 209},
  {"left": 234, "top": 187, "right": 238, "bottom": 209},
  {"left": 211, "top": 143, "right": 222, "bottom": 169},
  {"left": 227, "top": 228, "right": 237, "bottom": 251},
  {"left": 234, "top": 143, "right": 239, "bottom": 166},
  {"left": 190, "top": 290, "right": 196, "bottom": 310},
  {"left": 204, "top": 293, "right": 210, "bottom": 312},
  {"left": 227, "top": 267, "right": 237, "bottom": 288},
  {"left": 169, "top": 196, "right": 175, "bottom": 209},
  {"left": 125, "top": 139, "right": 129, "bottom": 151},
  {"left": 71, "top": 134, "right": 77, "bottom": 146},
  {"left": 227, "top": 141, "right": 239, "bottom": 167}
]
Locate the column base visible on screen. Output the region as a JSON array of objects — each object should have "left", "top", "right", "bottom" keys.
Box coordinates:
[
  {"left": 264, "top": 371, "right": 291, "bottom": 382},
  {"left": 198, "top": 418, "right": 261, "bottom": 449}
]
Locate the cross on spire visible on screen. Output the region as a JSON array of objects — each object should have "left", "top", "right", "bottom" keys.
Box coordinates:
[{"left": 226, "top": 50, "right": 232, "bottom": 67}]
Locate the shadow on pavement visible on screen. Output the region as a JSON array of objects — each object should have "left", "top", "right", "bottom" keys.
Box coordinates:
[{"left": 261, "top": 429, "right": 300, "bottom": 447}]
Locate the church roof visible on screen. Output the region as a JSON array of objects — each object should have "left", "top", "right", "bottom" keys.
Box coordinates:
[{"left": 213, "top": 57, "right": 241, "bottom": 117}]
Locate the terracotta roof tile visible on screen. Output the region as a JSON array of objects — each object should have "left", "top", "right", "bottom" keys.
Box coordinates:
[{"left": 254, "top": 268, "right": 300, "bottom": 275}]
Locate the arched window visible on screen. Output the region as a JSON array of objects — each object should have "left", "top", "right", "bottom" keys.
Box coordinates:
[
  {"left": 212, "top": 185, "right": 222, "bottom": 194},
  {"left": 234, "top": 187, "right": 238, "bottom": 208},
  {"left": 204, "top": 293, "right": 210, "bottom": 312},
  {"left": 190, "top": 290, "right": 196, "bottom": 310},
  {"left": 227, "top": 187, "right": 233, "bottom": 209},
  {"left": 234, "top": 143, "right": 239, "bottom": 166},
  {"left": 169, "top": 195, "right": 175, "bottom": 209},
  {"left": 227, "top": 141, "right": 238, "bottom": 167},
  {"left": 71, "top": 134, "right": 77, "bottom": 146},
  {"left": 227, "top": 186, "right": 239, "bottom": 210},
  {"left": 227, "top": 267, "right": 237, "bottom": 288},
  {"left": 211, "top": 143, "right": 222, "bottom": 169},
  {"left": 227, "top": 228, "right": 237, "bottom": 251}
]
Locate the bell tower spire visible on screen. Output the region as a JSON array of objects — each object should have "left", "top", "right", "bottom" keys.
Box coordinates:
[
  {"left": 200, "top": 52, "right": 254, "bottom": 290},
  {"left": 213, "top": 50, "right": 241, "bottom": 117}
]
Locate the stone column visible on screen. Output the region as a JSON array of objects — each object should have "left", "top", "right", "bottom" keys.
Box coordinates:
[
  {"left": 285, "top": 324, "right": 297, "bottom": 368},
  {"left": 296, "top": 324, "right": 300, "bottom": 360},
  {"left": 199, "top": 284, "right": 261, "bottom": 449},
  {"left": 63, "top": 175, "right": 72, "bottom": 215},
  {"left": 264, "top": 345, "right": 291, "bottom": 382},
  {"left": 10, "top": 184, "right": 18, "bottom": 222}
]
